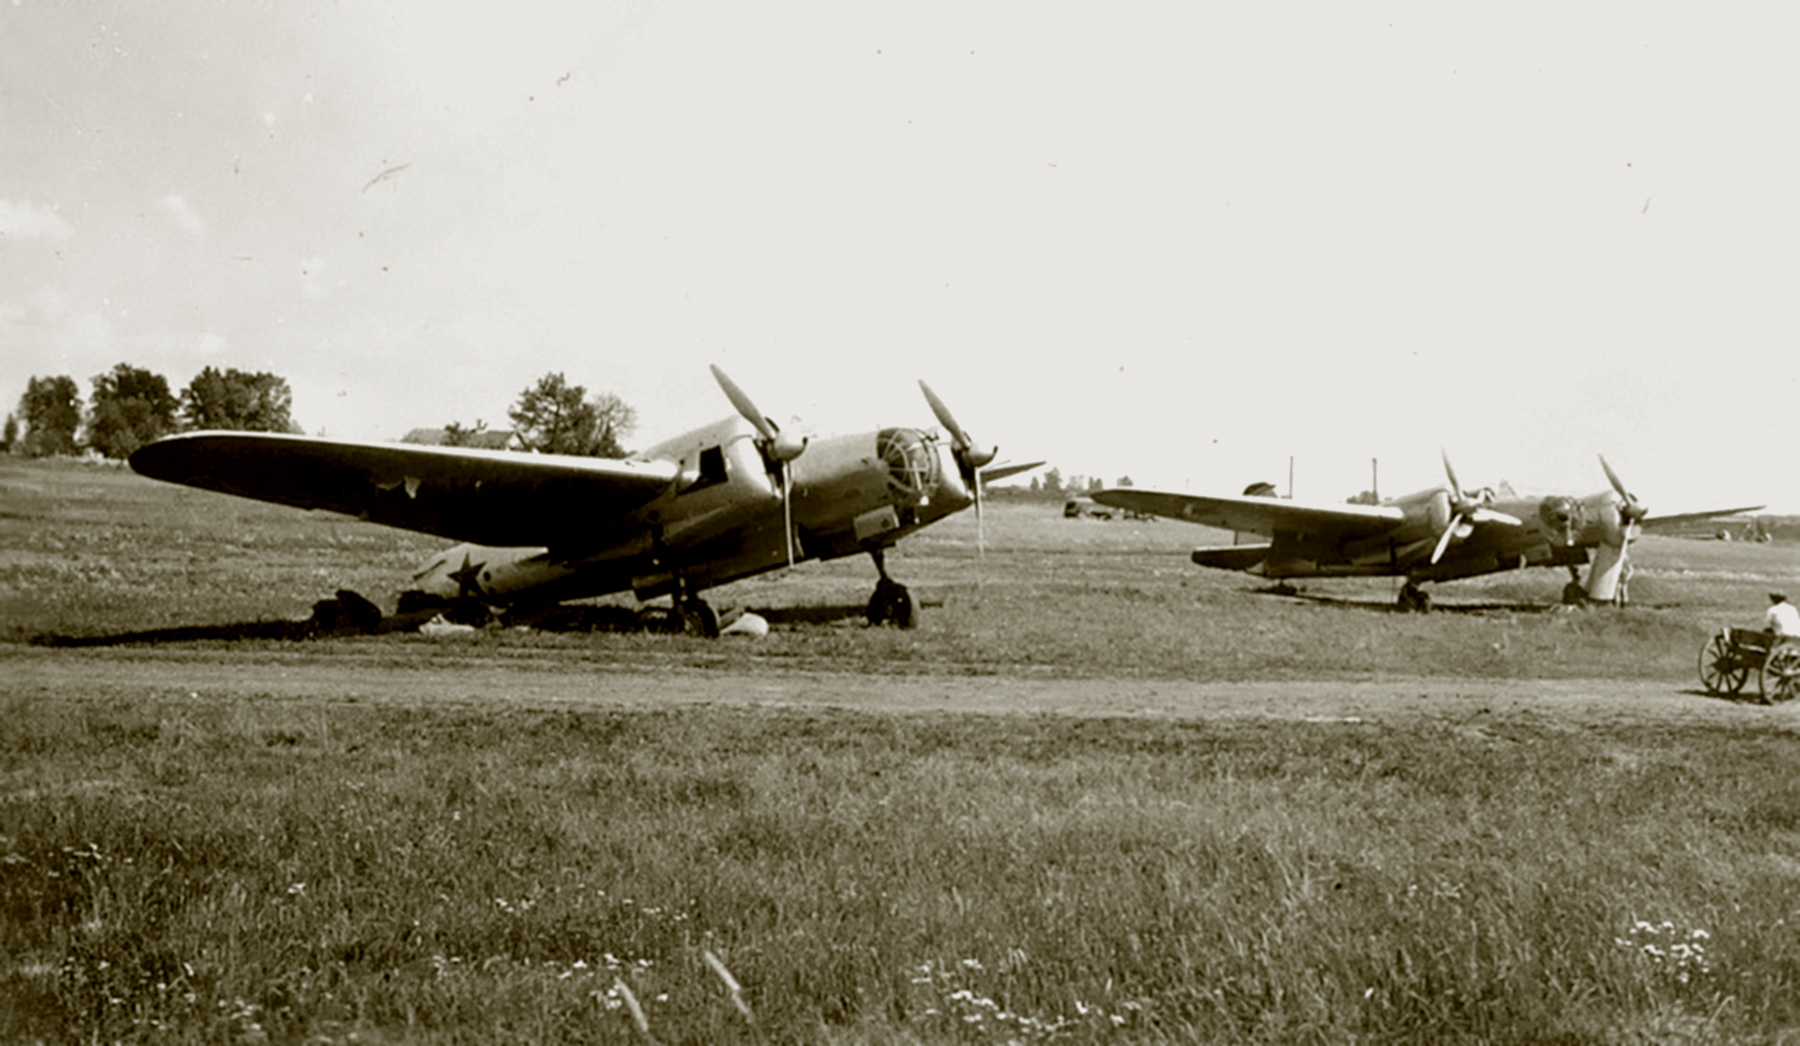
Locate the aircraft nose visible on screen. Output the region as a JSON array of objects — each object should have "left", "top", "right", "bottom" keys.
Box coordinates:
[{"left": 1537, "top": 496, "right": 1579, "bottom": 543}]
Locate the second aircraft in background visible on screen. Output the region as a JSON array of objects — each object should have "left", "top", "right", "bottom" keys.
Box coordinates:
[{"left": 1092, "top": 454, "right": 1761, "bottom": 611}]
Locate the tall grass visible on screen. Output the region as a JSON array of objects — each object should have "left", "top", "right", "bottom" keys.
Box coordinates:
[{"left": 7, "top": 693, "right": 1800, "bottom": 1043}]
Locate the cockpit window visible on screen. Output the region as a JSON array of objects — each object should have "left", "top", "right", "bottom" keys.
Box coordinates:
[
  {"left": 878, "top": 427, "right": 938, "bottom": 504},
  {"left": 679, "top": 445, "right": 728, "bottom": 495}
]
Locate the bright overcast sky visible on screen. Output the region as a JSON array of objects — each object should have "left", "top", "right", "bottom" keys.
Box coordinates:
[{"left": 4, "top": 3, "right": 1797, "bottom": 512}]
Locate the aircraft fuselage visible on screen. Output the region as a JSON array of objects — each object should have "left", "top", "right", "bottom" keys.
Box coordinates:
[{"left": 408, "top": 417, "right": 974, "bottom": 605}]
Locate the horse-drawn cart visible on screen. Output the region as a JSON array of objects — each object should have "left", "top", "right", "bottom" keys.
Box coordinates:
[{"left": 1698, "top": 627, "right": 1800, "bottom": 703}]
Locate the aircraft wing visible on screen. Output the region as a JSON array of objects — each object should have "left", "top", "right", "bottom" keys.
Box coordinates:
[
  {"left": 1642, "top": 506, "right": 1766, "bottom": 532},
  {"left": 130, "top": 431, "right": 682, "bottom": 548},
  {"left": 1090, "top": 487, "right": 1406, "bottom": 538}
]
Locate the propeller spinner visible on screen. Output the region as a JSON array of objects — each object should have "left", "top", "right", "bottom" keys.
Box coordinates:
[
  {"left": 919, "top": 380, "right": 998, "bottom": 556},
  {"left": 711, "top": 365, "right": 806, "bottom": 566}
]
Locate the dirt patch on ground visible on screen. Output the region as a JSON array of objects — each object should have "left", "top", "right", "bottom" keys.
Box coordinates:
[{"left": 8, "top": 645, "right": 1796, "bottom": 733}]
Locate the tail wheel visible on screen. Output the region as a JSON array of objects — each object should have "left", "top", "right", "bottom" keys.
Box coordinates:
[
  {"left": 1698, "top": 630, "right": 1747, "bottom": 695},
  {"left": 1760, "top": 644, "right": 1800, "bottom": 704}
]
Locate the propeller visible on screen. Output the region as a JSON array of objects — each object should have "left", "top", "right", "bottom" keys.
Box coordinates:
[
  {"left": 1586, "top": 454, "right": 1647, "bottom": 602},
  {"left": 919, "top": 380, "right": 998, "bottom": 556},
  {"left": 1598, "top": 454, "right": 1648, "bottom": 529},
  {"left": 711, "top": 365, "right": 807, "bottom": 566},
  {"left": 1430, "top": 450, "right": 1523, "bottom": 565}
]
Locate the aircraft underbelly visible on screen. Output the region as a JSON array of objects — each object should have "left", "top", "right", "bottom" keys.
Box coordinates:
[{"left": 1256, "top": 530, "right": 1400, "bottom": 578}]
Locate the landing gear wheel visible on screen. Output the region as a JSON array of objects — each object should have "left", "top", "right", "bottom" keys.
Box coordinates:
[
  {"left": 1397, "top": 583, "right": 1432, "bottom": 613},
  {"left": 1760, "top": 644, "right": 1800, "bottom": 704},
  {"left": 866, "top": 579, "right": 918, "bottom": 629},
  {"left": 1698, "top": 630, "right": 1747, "bottom": 696},
  {"left": 865, "top": 546, "right": 920, "bottom": 629},
  {"left": 678, "top": 600, "right": 719, "bottom": 638},
  {"left": 1562, "top": 581, "right": 1588, "bottom": 606}
]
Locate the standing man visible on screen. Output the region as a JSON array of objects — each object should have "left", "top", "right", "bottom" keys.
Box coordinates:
[{"left": 1766, "top": 592, "right": 1800, "bottom": 642}]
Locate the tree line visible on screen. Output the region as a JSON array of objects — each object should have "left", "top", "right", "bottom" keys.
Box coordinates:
[
  {"left": 1015, "top": 470, "right": 1132, "bottom": 497},
  {"left": 6, "top": 365, "right": 298, "bottom": 459},
  {"left": 6, "top": 365, "right": 637, "bottom": 461}
]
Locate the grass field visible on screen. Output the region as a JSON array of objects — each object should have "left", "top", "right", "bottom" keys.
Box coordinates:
[
  {"left": 8, "top": 456, "right": 1800, "bottom": 683},
  {"left": 8, "top": 456, "right": 1800, "bottom": 1044}
]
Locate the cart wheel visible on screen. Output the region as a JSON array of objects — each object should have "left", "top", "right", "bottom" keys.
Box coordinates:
[
  {"left": 1760, "top": 644, "right": 1800, "bottom": 704},
  {"left": 1699, "top": 630, "right": 1748, "bottom": 695}
]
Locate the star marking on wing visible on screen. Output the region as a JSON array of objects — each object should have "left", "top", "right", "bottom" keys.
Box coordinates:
[{"left": 448, "top": 553, "right": 487, "bottom": 600}]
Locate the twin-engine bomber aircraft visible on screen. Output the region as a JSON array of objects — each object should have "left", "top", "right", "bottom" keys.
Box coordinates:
[
  {"left": 130, "top": 367, "right": 1036, "bottom": 635},
  {"left": 1092, "top": 454, "right": 1761, "bottom": 611}
]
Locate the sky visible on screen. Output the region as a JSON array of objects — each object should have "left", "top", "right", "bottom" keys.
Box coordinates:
[{"left": 4, "top": 2, "right": 1797, "bottom": 512}]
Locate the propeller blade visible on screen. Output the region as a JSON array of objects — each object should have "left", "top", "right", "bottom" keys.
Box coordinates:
[
  {"left": 711, "top": 365, "right": 779, "bottom": 445},
  {"left": 975, "top": 466, "right": 985, "bottom": 559},
  {"left": 919, "top": 380, "right": 996, "bottom": 470},
  {"left": 1431, "top": 512, "right": 1463, "bottom": 565},
  {"left": 781, "top": 463, "right": 794, "bottom": 567},
  {"left": 1469, "top": 508, "right": 1523, "bottom": 527},
  {"left": 1598, "top": 453, "right": 1647, "bottom": 523},
  {"left": 1598, "top": 454, "right": 1629, "bottom": 501},
  {"left": 1441, "top": 447, "right": 1463, "bottom": 502},
  {"left": 982, "top": 460, "right": 1045, "bottom": 484},
  {"left": 919, "top": 380, "right": 970, "bottom": 451}
]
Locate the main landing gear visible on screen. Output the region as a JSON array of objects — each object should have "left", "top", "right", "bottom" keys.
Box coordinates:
[
  {"left": 1397, "top": 581, "right": 1433, "bottom": 613},
  {"left": 669, "top": 577, "right": 720, "bottom": 637},
  {"left": 866, "top": 547, "right": 919, "bottom": 628},
  {"left": 1561, "top": 564, "right": 1633, "bottom": 606},
  {"left": 677, "top": 597, "right": 719, "bottom": 638}
]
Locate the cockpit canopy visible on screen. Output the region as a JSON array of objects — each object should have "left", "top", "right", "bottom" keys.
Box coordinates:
[{"left": 878, "top": 427, "right": 940, "bottom": 505}]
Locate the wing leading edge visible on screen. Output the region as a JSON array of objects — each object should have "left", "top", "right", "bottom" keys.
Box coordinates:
[
  {"left": 130, "top": 431, "right": 681, "bottom": 548},
  {"left": 1090, "top": 487, "right": 1406, "bottom": 539}
]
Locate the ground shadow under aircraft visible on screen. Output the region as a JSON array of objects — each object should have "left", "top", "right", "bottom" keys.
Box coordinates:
[
  {"left": 31, "top": 593, "right": 924, "bottom": 647},
  {"left": 1253, "top": 585, "right": 1680, "bottom": 615},
  {"left": 33, "top": 590, "right": 430, "bottom": 647}
]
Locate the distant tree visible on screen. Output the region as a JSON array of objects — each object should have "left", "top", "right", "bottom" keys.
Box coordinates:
[
  {"left": 1346, "top": 489, "right": 1380, "bottom": 505},
  {"left": 1, "top": 413, "right": 16, "bottom": 453},
  {"left": 1041, "top": 467, "right": 1063, "bottom": 495},
  {"left": 1028, "top": 476, "right": 1041, "bottom": 493},
  {"left": 508, "top": 372, "right": 636, "bottom": 457},
  {"left": 178, "top": 366, "right": 298, "bottom": 433},
  {"left": 17, "top": 375, "right": 82, "bottom": 457},
  {"left": 1088, "top": 477, "right": 1105, "bottom": 493},
  {"left": 1115, "top": 476, "right": 1134, "bottom": 488},
  {"left": 585, "top": 390, "right": 636, "bottom": 458},
  {"left": 86, "top": 363, "right": 179, "bottom": 458}
]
